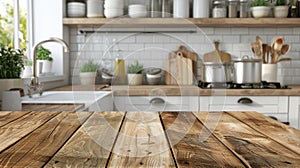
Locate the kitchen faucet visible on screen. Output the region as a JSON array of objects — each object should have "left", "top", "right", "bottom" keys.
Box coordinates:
[{"left": 27, "top": 37, "right": 69, "bottom": 98}]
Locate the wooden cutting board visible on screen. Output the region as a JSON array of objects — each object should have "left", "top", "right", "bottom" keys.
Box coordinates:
[
  {"left": 178, "top": 45, "right": 198, "bottom": 80},
  {"left": 203, "top": 41, "right": 231, "bottom": 62},
  {"left": 165, "top": 52, "right": 177, "bottom": 85}
]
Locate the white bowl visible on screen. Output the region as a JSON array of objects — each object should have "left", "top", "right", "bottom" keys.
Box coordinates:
[
  {"left": 129, "top": 4, "right": 147, "bottom": 10},
  {"left": 104, "top": 9, "right": 124, "bottom": 18},
  {"left": 104, "top": 0, "right": 124, "bottom": 9},
  {"left": 251, "top": 6, "right": 270, "bottom": 18},
  {"left": 129, "top": 10, "right": 147, "bottom": 18},
  {"left": 67, "top": 2, "right": 86, "bottom": 8}
]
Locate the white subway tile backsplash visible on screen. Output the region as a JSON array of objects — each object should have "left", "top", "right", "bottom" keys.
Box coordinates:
[
  {"left": 215, "top": 28, "right": 231, "bottom": 35},
  {"left": 277, "top": 28, "right": 294, "bottom": 35},
  {"left": 231, "top": 28, "right": 249, "bottom": 35},
  {"left": 69, "top": 27, "right": 300, "bottom": 85},
  {"left": 223, "top": 35, "right": 240, "bottom": 43}
]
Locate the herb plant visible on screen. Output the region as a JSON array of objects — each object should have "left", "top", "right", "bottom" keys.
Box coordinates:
[
  {"left": 251, "top": 0, "right": 270, "bottom": 7},
  {"left": 127, "top": 61, "right": 143, "bottom": 74},
  {"left": 80, "top": 60, "right": 99, "bottom": 72},
  {"left": 275, "top": 0, "right": 286, "bottom": 6},
  {"left": 0, "top": 44, "right": 25, "bottom": 79},
  {"left": 36, "top": 46, "right": 53, "bottom": 61}
]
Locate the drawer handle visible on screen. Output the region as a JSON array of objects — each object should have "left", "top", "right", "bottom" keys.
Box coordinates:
[
  {"left": 237, "top": 97, "right": 253, "bottom": 104},
  {"left": 150, "top": 98, "right": 165, "bottom": 104}
]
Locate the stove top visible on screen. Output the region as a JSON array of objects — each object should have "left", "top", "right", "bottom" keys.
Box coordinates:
[{"left": 198, "top": 81, "right": 289, "bottom": 89}]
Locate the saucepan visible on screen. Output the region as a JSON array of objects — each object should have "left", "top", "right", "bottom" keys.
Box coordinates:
[
  {"left": 201, "top": 62, "right": 234, "bottom": 83},
  {"left": 233, "top": 55, "right": 262, "bottom": 84}
]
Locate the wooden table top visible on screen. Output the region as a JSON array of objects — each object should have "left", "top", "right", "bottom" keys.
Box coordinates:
[{"left": 0, "top": 111, "right": 299, "bottom": 167}]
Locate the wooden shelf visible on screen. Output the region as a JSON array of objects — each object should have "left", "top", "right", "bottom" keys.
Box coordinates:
[{"left": 63, "top": 18, "right": 300, "bottom": 28}]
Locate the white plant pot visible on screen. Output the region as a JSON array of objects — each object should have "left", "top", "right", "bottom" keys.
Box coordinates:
[
  {"left": 251, "top": 6, "right": 271, "bottom": 18},
  {"left": 273, "top": 6, "right": 289, "bottom": 18},
  {"left": 0, "top": 78, "right": 24, "bottom": 101},
  {"left": 262, "top": 64, "right": 278, "bottom": 82},
  {"left": 37, "top": 60, "right": 53, "bottom": 75},
  {"left": 80, "top": 72, "right": 97, "bottom": 85},
  {"left": 22, "top": 66, "right": 33, "bottom": 78},
  {"left": 127, "top": 74, "right": 143, "bottom": 85}
]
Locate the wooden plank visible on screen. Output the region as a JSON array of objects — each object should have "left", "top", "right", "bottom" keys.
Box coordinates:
[
  {"left": 228, "top": 112, "right": 300, "bottom": 155},
  {"left": 108, "top": 112, "right": 175, "bottom": 167},
  {"left": 0, "top": 112, "right": 91, "bottom": 167},
  {"left": 63, "top": 18, "right": 300, "bottom": 28},
  {"left": 0, "top": 112, "right": 59, "bottom": 153},
  {"left": 194, "top": 112, "right": 300, "bottom": 167},
  {"left": 160, "top": 112, "right": 245, "bottom": 167},
  {"left": 0, "top": 112, "right": 30, "bottom": 127},
  {"left": 45, "top": 112, "right": 125, "bottom": 168}
]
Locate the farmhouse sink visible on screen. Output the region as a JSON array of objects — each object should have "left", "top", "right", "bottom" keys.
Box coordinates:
[{"left": 21, "top": 91, "right": 113, "bottom": 111}]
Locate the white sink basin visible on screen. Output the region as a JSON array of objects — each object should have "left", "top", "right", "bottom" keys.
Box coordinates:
[{"left": 21, "top": 91, "right": 113, "bottom": 111}]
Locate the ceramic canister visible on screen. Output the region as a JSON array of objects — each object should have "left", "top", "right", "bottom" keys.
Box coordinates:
[
  {"left": 173, "top": 0, "right": 189, "bottom": 18},
  {"left": 193, "top": 0, "right": 209, "bottom": 18}
]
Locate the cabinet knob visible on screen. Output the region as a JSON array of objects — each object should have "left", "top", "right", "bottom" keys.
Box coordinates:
[
  {"left": 150, "top": 98, "right": 165, "bottom": 104},
  {"left": 237, "top": 97, "right": 253, "bottom": 104}
]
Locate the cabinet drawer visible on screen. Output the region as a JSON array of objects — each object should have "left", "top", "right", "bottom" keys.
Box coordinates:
[
  {"left": 114, "top": 96, "right": 198, "bottom": 112},
  {"left": 200, "top": 96, "right": 288, "bottom": 114}
]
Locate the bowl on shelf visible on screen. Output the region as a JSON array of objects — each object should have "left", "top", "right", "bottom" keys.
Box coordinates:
[
  {"left": 67, "top": 2, "right": 86, "bottom": 17},
  {"left": 273, "top": 6, "right": 289, "bottom": 18},
  {"left": 104, "top": 9, "right": 124, "bottom": 18},
  {"left": 128, "top": 4, "right": 147, "bottom": 18},
  {"left": 251, "top": 6, "right": 271, "bottom": 18}
]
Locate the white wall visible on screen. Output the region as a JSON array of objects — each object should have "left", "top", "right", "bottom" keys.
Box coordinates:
[{"left": 32, "top": 0, "right": 69, "bottom": 87}]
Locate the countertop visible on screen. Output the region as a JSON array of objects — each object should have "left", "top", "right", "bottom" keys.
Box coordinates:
[
  {"left": 0, "top": 111, "right": 299, "bottom": 167},
  {"left": 50, "top": 85, "right": 300, "bottom": 96}
]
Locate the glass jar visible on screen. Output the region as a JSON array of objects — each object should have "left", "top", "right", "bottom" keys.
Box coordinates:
[
  {"left": 213, "top": 0, "right": 227, "bottom": 18},
  {"left": 228, "top": 0, "right": 238, "bottom": 18},
  {"left": 297, "top": 0, "right": 300, "bottom": 17},
  {"left": 239, "top": 0, "right": 248, "bottom": 18}
]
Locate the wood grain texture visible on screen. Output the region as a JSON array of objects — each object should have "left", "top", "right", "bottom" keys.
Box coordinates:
[
  {"left": 45, "top": 112, "right": 125, "bottom": 168},
  {"left": 108, "top": 112, "right": 175, "bottom": 167},
  {"left": 63, "top": 18, "right": 300, "bottom": 28},
  {"left": 0, "top": 112, "right": 29, "bottom": 127},
  {"left": 228, "top": 112, "right": 300, "bottom": 155},
  {"left": 0, "top": 112, "right": 59, "bottom": 153},
  {"left": 160, "top": 112, "right": 245, "bottom": 168},
  {"left": 0, "top": 112, "right": 91, "bottom": 167},
  {"left": 194, "top": 112, "right": 300, "bottom": 167}
]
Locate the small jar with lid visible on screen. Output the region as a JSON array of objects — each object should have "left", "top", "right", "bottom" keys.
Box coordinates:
[
  {"left": 228, "top": 0, "right": 238, "bottom": 18},
  {"left": 239, "top": 0, "right": 248, "bottom": 18},
  {"left": 213, "top": 0, "right": 227, "bottom": 18}
]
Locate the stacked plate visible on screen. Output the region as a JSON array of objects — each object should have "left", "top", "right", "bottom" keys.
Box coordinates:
[
  {"left": 87, "top": 0, "right": 104, "bottom": 18},
  {"left": 128, "top": 4, "right": 147, "bottom": 18},
  {"left": 104, "top": 0, "right": 124, "bottom": 18},
  {"left": 67, "top": 2, "right": 86, "bottom": 18}
]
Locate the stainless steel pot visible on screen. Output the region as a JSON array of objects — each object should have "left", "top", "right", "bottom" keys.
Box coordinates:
[
  {"left": 233, "top": 56, "right": 262, "bottom": 84},
  {"left": 201, "top": 62, "right": 234, "bottom": 83}
]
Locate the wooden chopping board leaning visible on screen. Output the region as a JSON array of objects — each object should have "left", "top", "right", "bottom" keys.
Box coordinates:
[{"left": 165, "top": 46, "right": 198, "bottom": 85}]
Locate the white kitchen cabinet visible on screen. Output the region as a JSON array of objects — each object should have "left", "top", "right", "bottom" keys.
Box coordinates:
[
  {"left": 289, "top": 97, "right": 300, "bottom": 129},
  {"left": 199, "top": 96, "right": 289, "bottom": 124},
  {"left": 114, "top": 96, "right": 199, "bottom": 112}
]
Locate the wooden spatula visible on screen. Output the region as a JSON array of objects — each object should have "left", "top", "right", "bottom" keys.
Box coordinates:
[{"left": 215, "top": 41, "right": 232, "bottom": 62}]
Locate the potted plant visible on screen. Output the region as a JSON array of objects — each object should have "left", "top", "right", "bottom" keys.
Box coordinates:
[
  {"left": 0, "top": 44, "right": 25, "bottom": 100},
  {"left": 250, "top": 0, "right": 271, "bottom": 18},
  {"left": 36, "top": 45, "right": 53, "bottom": 75},
  {"left": 127, "top": 61, "right": 143, "bottom": 85},
  {"left": 273, "top": 0, "right": 289, "bottom": 17},
  {"left": 22, "top": 60, "right": 33, "bottom": 78},
  {"left": 79, "top": 59, "right": 99, "bottom": 85}
]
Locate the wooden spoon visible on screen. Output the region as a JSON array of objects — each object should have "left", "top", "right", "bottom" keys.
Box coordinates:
[
  {"left": 277, "top": 58, "right": 291, "bottom": 63},
  {"left": 281, "top": 44, "right": 291, "bottom": 55}
]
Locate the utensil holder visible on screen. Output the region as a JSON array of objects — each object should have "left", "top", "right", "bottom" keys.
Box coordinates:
[{"left": 262, "top": 64, "right": 278, "bottom": 82}]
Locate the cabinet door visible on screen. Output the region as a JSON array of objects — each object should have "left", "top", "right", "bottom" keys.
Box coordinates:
[
  {"left": 289, "top": 96, "right": 300, "bottom": 129},
  {"left": 199, "top": 96, "right": 289, "bottom": 122},
  {"left": 114, "top": 96, "right": 199, "bottom": 112}
]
